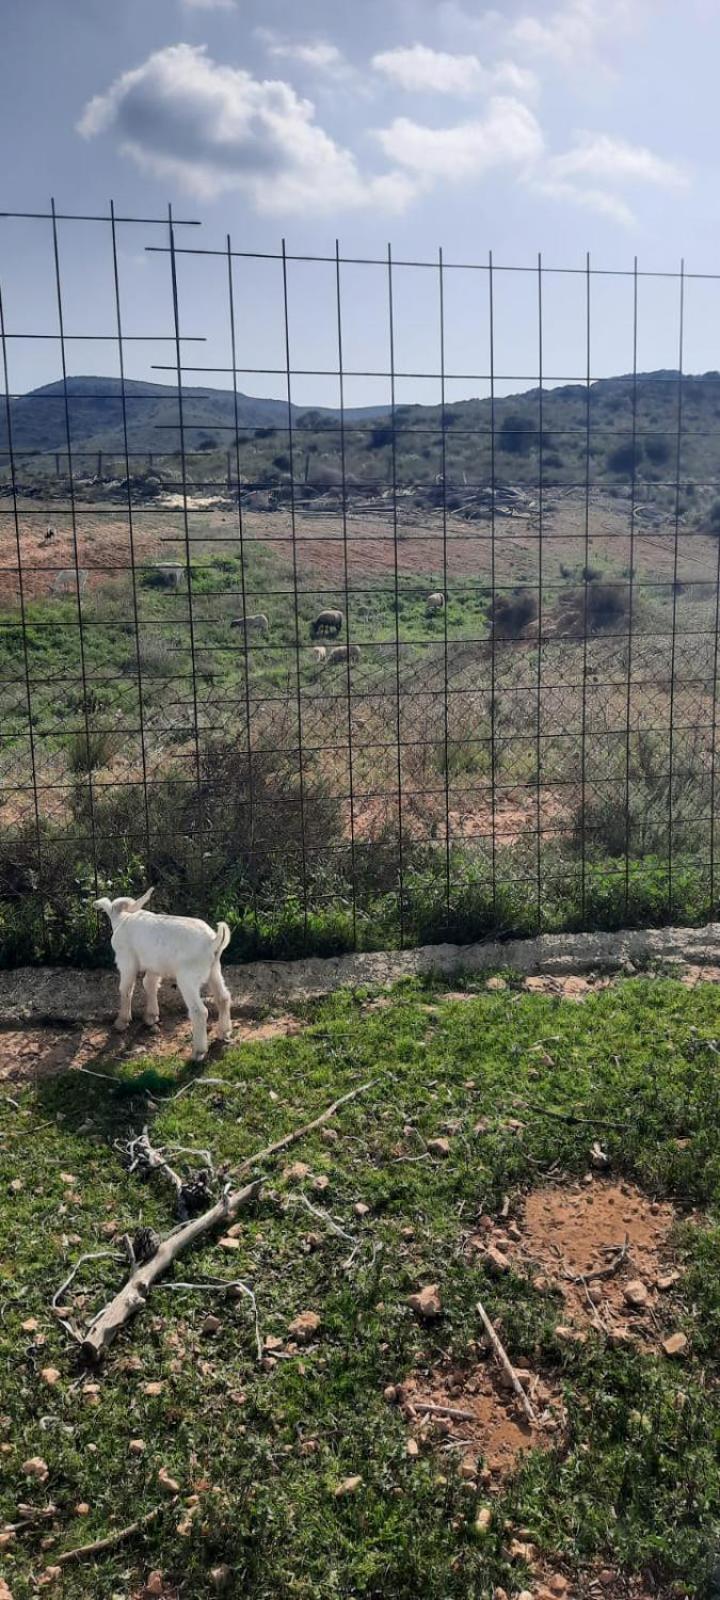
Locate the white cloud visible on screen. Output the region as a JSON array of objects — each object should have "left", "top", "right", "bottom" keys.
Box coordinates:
[
  {"left": 371, "top": 42, "right": 537, "bottom": 96},
  {"left": 548, "top": 133, "right": 687, "bottom": 188},
  {"left": 531, "top": 176, "right": 636, "bottom": 227},
  {"left": 78, "top": 43, "right": 419, "bottom": 214},
  {"left": 376, "top": 96, "right": 543, "bottom": 180},
  {"left": 264, "top": 39, "right": 345, "bottom": 70},
  {"left": 510, "top": 0, "right": 637, "bottom": 65},
  {"left": 180, "top": 0, "right": 236, "bottom": 11}
]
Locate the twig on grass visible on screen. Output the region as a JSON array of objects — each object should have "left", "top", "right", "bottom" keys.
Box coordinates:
[
  {"left": 156, "top": 1275, "right": 263, "bottom": 1361},
  {"left": 409, "top": 1400, "right": 477, "bottom": 1422},
  {"left": 476, "top": 1297, "right": 537, "bottom": 1426},
  {"left": 564, "top": 1237, "right": 630, "bottom": 1286},
  {"left": 231, "top": 1077, "right": 381, "bottom": 1180},
  {"left": 518, "top": 1098, "right": 630, "bottom": 1131},
  {"left": 53, "top": 1505, "right": 162, "bottom": 1567}
]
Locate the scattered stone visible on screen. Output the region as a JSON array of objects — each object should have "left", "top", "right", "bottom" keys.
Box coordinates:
[
  {"left": 383, "top": 1385, "right": 398, "bottom": 1403},
  {"left": 288, "top": 1311, "right": 321, "bottom": 1344},
  {"left": 406, "top": 1437, "right": 420, "bottom": 1457},
  {"left": 486, "top": 977, "right": 507, "bottom": 991},
  {"left": 459, "top": 1457, "right": 477, "bottom": 1480},
  {"left": 547, "top": 1577, "right": 570, "bottom": 1595},
  {"left": 157, "top": 1467, "right": 180, "bottom": 1494},
  {"left": 211, "top": 1567, "right": 232, "bottom": 1591},
  {"left": 428, "top": 1138, "right": 450, "bottom": 1158},
  {"left": 354, "top": 1202, "right": 370, "bottom": 1217},
  {"left": 40, "top": 1368, "right": 60, "bottom": 1386},
  {"left": 283, "top": 1161, "right": 311, "bottom": 1182},
  {"left": 74, "top": 1502, "right": 90, "bottom": 1516},
  {"left": 474, "top": 1506, "right": 492, "bottom": 1533},
  {"left": 408, "top": 1284, "right": 442, "bottom": 1320},
  {"left": 312, "top": 1175, "right": 330, "bottom": 1194},
  {"left": 590, "top": 1141, "right": 610, "bottom": 1168},
  {"left": 21, "top": 1456, "right": 49, "bottom": 1481},
  {"left": 129, "top": 1439, "right": 146, "bottom": 1455},
  {"left": 554, "top": 1325, "right": 587, "bottom": 1345},
  {"left": 143, "top": 1381, "right": 164, "bottom": 1396},
  {"left": 485, "top": 1246, "right": 510, "bottom": 1275},
  {"left": 657, "top": 1271, "right": 681, "bottom": 1291},
  {"left": 21, "top": 1318, "right": 38, "bottom": 1334},
  {"left": 145, "top": 1575, "right": 165, "bottom": 1597},
  {"left": 202, "top": 1315, "right": 222, "bottom": 1336},
  {"left": 218, "top": 1236, "right": 240, "bottom": 1251},
  {"left": 334, "top": 1475, "right": 362, "bottom": 1497},
  {"left": 662, "top": 1331, "right": 688, "bottom": 1358},
  {"left": 624, "top": 1279, "right": 649, "bottom": 1309}
]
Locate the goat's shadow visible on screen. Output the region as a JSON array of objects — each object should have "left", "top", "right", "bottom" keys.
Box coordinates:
[{"left": 32, "top": 1017, "right": 232, "bottom": 1143}]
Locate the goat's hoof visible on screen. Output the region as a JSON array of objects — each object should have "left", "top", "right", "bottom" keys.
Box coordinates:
[
  {"left": 191, "top": 1049, "right": 208, "bottom": 1062},
  {"left": 217, "top": 1029, "right": 233, "bottom": 1043},
  {"left": 114, "top": 1018, "right": 130, "bottom": 1033},
  {"left": 143, "top": 1016, "right": 160, "bottom": 1029}
]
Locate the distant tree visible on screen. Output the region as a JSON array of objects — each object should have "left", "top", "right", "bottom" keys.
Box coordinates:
[
  {"left": 366, "top": 424, "right": 394, "bottom": 450},
  {"left": 607, "top": 440, "right": 643, "bottom": 475},
  {"left": 498, "top": 413, "right": 534, "bottom": 455},
  {"left": 254, "top": 426, "right": 277, "bottom": 440},
  {"left": 272, "top": 452, "right": 291, "bottom": 472},
  {"left": 644, "top": 436, "right": 671, "bottom": 465}
]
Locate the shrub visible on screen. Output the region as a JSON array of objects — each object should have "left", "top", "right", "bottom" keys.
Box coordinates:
[
  {"left": 490, "top": 587, "right": 538, "bottom": 639},
  {"left": 607, "top": 440, "right": 643, "bottom": 475},
  {"left": 67, "top": 728, "right": 118, "bottom": 775},
  {"left": 556, "top": 580, "right": 629, "bottom": 636},
  {"left": 367, "top": 424, "right": 394, "bottom": 450},
  {"left": 498, "top": 413, "right": 534, "bottom": 455},
  {"left": 644, "top": 436, "right": 672, "bottom": 465},
  {"left": 272, "top": 453, "right": 291, "bottom": 473}
]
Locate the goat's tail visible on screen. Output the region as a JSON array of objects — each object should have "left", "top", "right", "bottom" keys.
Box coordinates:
[{"left": 213, "top": 920, "right": 231, "bottom": 958}]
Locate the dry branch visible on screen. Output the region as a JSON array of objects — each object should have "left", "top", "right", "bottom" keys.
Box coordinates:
[
  {"left": 476, "top": 1297, "right": 537, "bottom": 1426},
  {"left": 81, "top": 1179, "right": 262, "bottom": 1361},
  {"left": 564, "top": 1237, "right": 629, "bottom": 1286},
  {"left": 54, "top": 1505, "right": 161, "bottom": 1567},
  {"left": 410, "top": 1400, "right": 477, "bottom": 1422},
  {"left": 231, "top": 1077, "right": 380, "bottom": 1179}
]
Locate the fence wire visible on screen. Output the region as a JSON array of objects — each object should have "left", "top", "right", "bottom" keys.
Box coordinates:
[{"left": 0, "top": 203, "right": 719, "bottom": 962}]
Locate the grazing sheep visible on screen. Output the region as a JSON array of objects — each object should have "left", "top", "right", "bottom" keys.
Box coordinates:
[
  {"left": 311, "top": 645, "right": 327, "bottom": 664},
  {"left": 426, "top": 591, "right": 445, "bottom": 614},
  {"left": 311, "top": 608, "right": 343, "bottom": 639},
  {"left": 327, "top": 644, "right": 361, "bottom": 667},
  {"left": 44, "top": 525, "right": 55, "bottom": 544},
  {"left": 94, "top": 888, "right": 232, "bottom": 1061},
  {"left": 231, "top": 613, "right": 269, "bottom": 638}
]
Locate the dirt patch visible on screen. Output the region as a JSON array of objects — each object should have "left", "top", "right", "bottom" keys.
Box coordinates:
[
  {"left": 471, "top": 1180, "right": 685, "bottom": 1349},
  {"left": 395, "top": 1361, "right": 564, "bottom": 1482},
  {"left": 0, "top": 1013, "right": 305, "bottom": 1085}
]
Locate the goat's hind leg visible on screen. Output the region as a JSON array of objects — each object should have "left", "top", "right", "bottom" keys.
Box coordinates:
[
  {"left": 143, "top": 971, "right": 161, "bottom": 1027},
  {"left": 208, "top": 961, "right": 232, "bottom": 1042},
  {"left": 114, "top": 959, "right": 138, "bottom": 1032},
  {"left": 177, "top": 972, "right": 209, "bottom": 1061}
]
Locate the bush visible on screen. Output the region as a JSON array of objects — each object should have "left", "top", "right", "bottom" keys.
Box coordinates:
[
  {"left": 607, "top": 440, "right": 643, "bottom": 475},
  {"left": 67, "top": 728, "right": 118, "bottom": 775},
  {"left": 498, "top": 413, "right": 534, "bottom": 455},
  {"left": 556, "top": 579, "right": 629, "bottom": 636},
  {"left": 367, "top": 424, "right": 394, "bottom": 450},
  {"left": 490, "top": 587, "right": 538, "bottom": 639},
  {"left": 644, "top": 436, "right": 672, "bottom": 465},
  {"left": 272, "top": 453, "right": 291, "bottom": 473}
]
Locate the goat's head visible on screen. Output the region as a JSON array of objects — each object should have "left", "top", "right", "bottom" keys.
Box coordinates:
[{"left": 94, "top": 887, "right": 155, "bottom": 927}]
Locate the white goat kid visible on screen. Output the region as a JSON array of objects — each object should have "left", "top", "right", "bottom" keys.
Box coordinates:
[{"left": 94, "top": 889, "right": 232, "bottom": 1060}]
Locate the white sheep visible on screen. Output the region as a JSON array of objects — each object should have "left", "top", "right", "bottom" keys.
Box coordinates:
[
  {"left": 94, "top": 888, "right": 232, "bottom": 1060},
  {"left": 231, "top": 613, "right": 269, "bottom": 638},
  {"left": 311, "top": 645, "right": 327, "bottom": 664},
  {"left": 326, "top": 644, "right": 361, "bottom": 667},
  {"left": 426, "top": 591, "right": 445, "bottom": 614}
]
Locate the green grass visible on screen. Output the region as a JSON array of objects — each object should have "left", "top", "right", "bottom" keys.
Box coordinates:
[{"left": 3, "top": 976, "right": 720, "bottom": 1596}]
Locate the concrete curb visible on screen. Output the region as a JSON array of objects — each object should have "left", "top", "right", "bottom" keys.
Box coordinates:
[{"left": 0, "top": 923, "right": 718, "bottom": 1026}]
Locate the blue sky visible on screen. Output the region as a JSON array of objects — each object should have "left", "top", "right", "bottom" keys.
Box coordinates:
[{"left": 2, "top": 0, "right": 720, "bottom": 404}]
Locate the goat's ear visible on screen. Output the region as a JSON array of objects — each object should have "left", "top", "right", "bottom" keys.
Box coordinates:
[
  {"left": 131, "top": 887, "right": 155, "bottom": 912},
  {"left": 94, "top": 897, "right": 112, "bottom": 916}
]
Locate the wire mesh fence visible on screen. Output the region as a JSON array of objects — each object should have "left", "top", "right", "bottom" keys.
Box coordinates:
[{"left": 1, "top": 202, "right": 720, "bottom": 964}]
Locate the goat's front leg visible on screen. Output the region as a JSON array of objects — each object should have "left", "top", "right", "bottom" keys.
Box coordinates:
[
  {"left": 177, "top": 974, "right": 208, "bottom": 1060},
  {"left": 143, "top": 971, "right": 161, "bottom": 1027},
  {"left": 114, "top": 960, "right": 138, "bottom": 1032}
]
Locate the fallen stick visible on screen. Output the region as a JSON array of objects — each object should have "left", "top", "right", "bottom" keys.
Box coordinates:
[
  {"left": 81, "top": 1178, "right": 262, "bottom": 1361},
  {"left": 231, "top": 1077, "right": 380, "bottom": 1180},
  {"left": 410, "top": 1401, "right": 476, "bottom": 1422},
  {"left": 54, "top": 1505, "right": 161, "bottom": 1567},
  {"left": 565, "top": 1238, "right": 629, "bottom": 1286},
  {"left": 476, "top": 1298, "right": 537, "bottom": 1426},
  {"left": 518, "top": 1098, "right": 630, "bottom": 1131}
]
